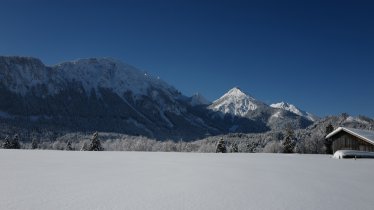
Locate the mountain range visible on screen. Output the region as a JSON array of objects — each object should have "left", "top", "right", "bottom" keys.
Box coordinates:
[{"left": 0, "top": 56, "right": 326, "bottom": 140}]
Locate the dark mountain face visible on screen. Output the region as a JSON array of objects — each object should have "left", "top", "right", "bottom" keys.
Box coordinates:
[{"left": 0, "top": 56, "right": 314, "bottom": 140}]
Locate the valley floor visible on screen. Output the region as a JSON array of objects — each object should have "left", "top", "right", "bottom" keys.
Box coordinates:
[{"left": 0, "top": 150, "right": 373, "bottom": 210}]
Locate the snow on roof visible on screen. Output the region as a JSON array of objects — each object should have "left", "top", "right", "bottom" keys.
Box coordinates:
[{"left": 326, "top": 127, "right": 374, "bottom": 145}]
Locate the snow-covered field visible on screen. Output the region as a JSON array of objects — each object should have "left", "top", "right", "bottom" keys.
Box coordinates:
[{"left": 1, "top": 150, "right": 373, "bottom": 210}]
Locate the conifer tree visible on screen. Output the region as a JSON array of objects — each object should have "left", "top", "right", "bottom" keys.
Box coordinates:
[
  {"left": 3, "top": 135, "right": 11, "bottom": 149},
  {"left": 216, "top": 138, "right": 226, "bottom": 153},
  {"left": 282, "top": 125, "right": 296, "bottom": 153},
  {"left": 66, "top": 141, "right": 73, "bottom": 151},
  {"left": 88, "top": 132, "right": 103, "bottom": 151},
  {"left": 31, "top": 138, "right": 38, "bottom": 149},
  {"left": 11, "top": 134, "right": 21, "bottom": 149},
  {"left": 230, "top": 142, "right": 239, "bottom": 153},
  {"left": 324, "top": 123, "right": 334, "bottom": 154}
]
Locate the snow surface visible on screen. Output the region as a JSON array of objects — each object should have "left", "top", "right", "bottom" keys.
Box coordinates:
[
  {"left": 1, "top": 150, "right": 374, "bottom": 210},
  {"left": 270, "top": 101, "right": 318, "bottom": 121},
  {"left": 208, "top": 87, "right": 259, "bottom": 117}
]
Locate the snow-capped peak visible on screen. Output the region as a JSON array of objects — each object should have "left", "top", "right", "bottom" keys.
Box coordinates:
[
  {"left": 270, "top": 101, "right": 318, "bottom": 121},
  {"left": 208, "top": 87, "right": 259, "bottom": 117},
  {"left": 189, "top": 93, "right": 210, "bottom": 106}
]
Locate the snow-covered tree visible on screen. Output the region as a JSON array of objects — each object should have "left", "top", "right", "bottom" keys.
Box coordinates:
[
  {"left": 31, "top": 138, "right": 38, "bottom": 149},
  {"left": 11, "top": 134, "right": 21, "bottom": 149},
  {"left": 216, "top": 138, "right": 226, "bottom": 153},
  {"left": 80, "top": 142, "right": 89, "bottom": 151},
  {"left": 282, "top": 125, "right": 296, "bottom": 153},
  {"left": 263, "top": 141, "right": 282, "bottom": 153},
  {"left": 66, "top": 141, "right": 73, "bottom": 150},
  {"left": 88, "top": 132, "right": 103, "bottom": 151},
  {"left": 230, "top": 142, "right": 239, "bottom": 153},
  {"left": 3, "top": 135, "right": 11, "bottom": 149}
]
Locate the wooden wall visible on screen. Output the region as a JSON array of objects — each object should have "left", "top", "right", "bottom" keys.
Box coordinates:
[{"left": 331, "top": 131, "right": 374, "bottom": 153}]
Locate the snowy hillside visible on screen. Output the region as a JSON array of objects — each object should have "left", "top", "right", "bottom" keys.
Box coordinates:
[
  {"left": 208, "top": 87, "right": 265, "bottom": 117},
  {"left": 271, "top": 102, "right": 319, "bottom": 121},
  {"left": 0, "top": 57, "right": 175, "bottom": 97},
  {"left": 55, "top": 58, "right": 178, "bottom": 98},
  {"left": 1, "top": 150, "right": 374, "bottom": 210}
]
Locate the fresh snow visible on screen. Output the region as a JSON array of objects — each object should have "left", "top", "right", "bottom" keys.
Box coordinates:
[
  {"left": 1, "top": 150, "right": 374, "bottom": 210},
  {"left": 270, "top": 101, "right": 318, "bottom": 121}
]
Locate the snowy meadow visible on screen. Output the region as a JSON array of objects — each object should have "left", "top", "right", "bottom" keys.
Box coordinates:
[{"left": 1, "top": 150, "right": 373, "bottom": 210}]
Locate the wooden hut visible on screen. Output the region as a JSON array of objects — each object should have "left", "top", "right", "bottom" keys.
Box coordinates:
[{"left": 325, "top": 127, "right": 374, "bottom": 153}]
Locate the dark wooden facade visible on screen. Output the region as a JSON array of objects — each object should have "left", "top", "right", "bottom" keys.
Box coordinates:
[{"left": 330, "top": 131, "right": 374, "bottom": 153}]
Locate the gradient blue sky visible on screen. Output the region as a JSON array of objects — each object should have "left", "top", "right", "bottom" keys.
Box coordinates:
[{"left": 0, "top": 0, "right": 373, "bottom": 117}]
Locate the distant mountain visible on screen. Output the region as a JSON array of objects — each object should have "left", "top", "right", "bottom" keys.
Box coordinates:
[
  {"left": 207, "top": 87, "right": 314, "bottom": 131},
  {"left": 270, "top": 102, "right": 319, "bottom": 122},
  {"left": 208, "top": 87, "right": 266, "bottom": 117},
  {"left": 0, "top": 56, "right": 319, "bottom": 141}
]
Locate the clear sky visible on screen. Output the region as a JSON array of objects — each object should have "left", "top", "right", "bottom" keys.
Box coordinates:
[{"left": 0, "top": 0, "right": 373, "bottom": 117}]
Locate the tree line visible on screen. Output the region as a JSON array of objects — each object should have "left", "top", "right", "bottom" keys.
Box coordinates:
[{"left": 1, "top": 123, "right": 336, "bottom": 154}]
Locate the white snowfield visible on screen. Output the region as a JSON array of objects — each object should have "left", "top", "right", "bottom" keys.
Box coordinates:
[{"left": 1, "top": 150, "right": 374, "bottom": 210}]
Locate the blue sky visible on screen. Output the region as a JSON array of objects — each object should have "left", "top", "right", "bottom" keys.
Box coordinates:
[{"left": 0, "top": 0, "right": 373, "bottom": 117}]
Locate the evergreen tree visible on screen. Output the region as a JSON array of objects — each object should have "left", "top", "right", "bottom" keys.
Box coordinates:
[
  {"left": 216, "top": 138, "right": 226, "bottom": 153},
  {"left": 282, "top": 125, "right": 296, "bottom": 153},
  {"left": 230, "top": 142, "right": 239, "bottom": 153},
  {"left": 31, "top": 138, "right": 38, "bottom": 149},
  {"left": 66, "top": 141, "right": 73, "bottom": 151},
  {"left": 88, "top": 132, "right": 103, "bottom": 151},
  {"left": 246, "top": 141, "right": 258, "bottom": 153},
  {"left": 325, "top": 123, "right": 334, "bottom": 135},
  {"left": 80, "top": 142, "right": 89, "bottom": 151},
  {"left": 324, "top": 123, "right": 334, "bottom": 154},
  {"left": 11, "top": 134, "right": 21, "bottom": 149},
  {"left": 3, "top": 135, "right": 11, "bottom": 149}
]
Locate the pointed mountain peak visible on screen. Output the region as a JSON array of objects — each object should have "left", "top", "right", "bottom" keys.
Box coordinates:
[
  {"left": 226, "top": 87, "right": 247, "bottom": 96},
  {"left": 221, "top": 87, "right": 256, "bottom": 101},
  {"left": 209, "top": 87, "right": 263, "bottom": 117}
]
